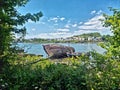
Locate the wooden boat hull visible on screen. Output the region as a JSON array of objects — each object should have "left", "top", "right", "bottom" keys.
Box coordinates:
[{"left": 43, "top": 44, "right": 75, "bottom": 58}]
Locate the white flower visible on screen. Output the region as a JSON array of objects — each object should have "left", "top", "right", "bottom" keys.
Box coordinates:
[
  {"left": 1, "top": 84, "right": 5, "bottom": 87},
  {"left": 35, "top": 86, "right": 38, "bottom": 89}
]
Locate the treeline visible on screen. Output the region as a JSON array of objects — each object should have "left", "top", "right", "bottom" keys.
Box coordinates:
[
  {"left": 74, "top": 32, "right": 101, "bottom": 38},
  {"left": 23, "top": 33, "right": 112, "bottom": 43}
]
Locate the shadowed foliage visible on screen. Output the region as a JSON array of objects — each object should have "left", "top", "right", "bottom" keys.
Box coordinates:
[{"left": 0, "top": 0, "right": 43, "bottom": 73}]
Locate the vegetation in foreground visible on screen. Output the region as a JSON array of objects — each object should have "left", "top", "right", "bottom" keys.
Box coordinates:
[
  {"left": 0, "top": 52, "right": 120, "bottom": 90},
  {"left": 0, "top": 0, "right": 120, "bottom": 90}
]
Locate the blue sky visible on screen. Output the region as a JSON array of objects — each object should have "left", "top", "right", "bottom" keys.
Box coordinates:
[{"left": 18, "top": 0, "right": 120, "bottom": 39}]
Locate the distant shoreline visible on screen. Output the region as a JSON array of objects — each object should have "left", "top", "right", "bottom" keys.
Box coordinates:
[
  {"left": 21, "top": 41, "right": 104, "bottom": 44},
  {"left": 22, "top": 32, "right": 110, "bottom": 44}
]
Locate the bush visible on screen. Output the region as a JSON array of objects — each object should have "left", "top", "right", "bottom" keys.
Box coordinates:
[
  {"left": 0, "top": 61, "right": 87, "bottom": 90},
  {"left": 0, "top": 52, "right": 120, "bottom": 90}
]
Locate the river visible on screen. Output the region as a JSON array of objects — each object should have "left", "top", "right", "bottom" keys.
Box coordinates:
[{"left": 18, "top": 43, "right": 106, "bottom": 57}]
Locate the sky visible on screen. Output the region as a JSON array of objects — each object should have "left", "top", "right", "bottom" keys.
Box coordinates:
[{"left": 18, "top": 0, "right": 120, "bottom": 39}]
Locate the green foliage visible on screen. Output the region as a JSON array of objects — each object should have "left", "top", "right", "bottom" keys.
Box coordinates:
[
  {"left": 0, "top": 0, "right": 43, "bottom": 57},
  {"left": 0, "top": 0, "right": 43, "bottom": 73},
  {"left": 102, "top": 35, "right": 112, "bottom": 42},
  {"left": 89, "top": 51, "right": 120, "bottom": 90},
  {"left": 78, "top": 32, "right": 101, "bottom": 38},
  {"left": 0, "top": 56, "right": 87, "bottom": 90},
  {"left": 1, "top": 52, "right": 120, "bottom": 90},
  {"left": 103, "top": 7, "right": 120, "bottom": 59}
]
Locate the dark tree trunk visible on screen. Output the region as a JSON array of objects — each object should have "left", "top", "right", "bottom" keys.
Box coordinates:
[{"left": 0, "top": 59, "right": 4, "bottom": 74}]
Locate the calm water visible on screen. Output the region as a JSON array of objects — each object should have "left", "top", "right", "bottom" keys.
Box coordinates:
[{"left": 18, "top": 43, "right": 106, "bottom": 57}]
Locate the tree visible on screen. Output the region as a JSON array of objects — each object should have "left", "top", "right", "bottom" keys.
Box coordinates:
[
  {"left": 103, "top": 7, "right": 120, "bottom": 60},
  {"left": 0, "top": 0, "right": 43, "bottom": 73}
]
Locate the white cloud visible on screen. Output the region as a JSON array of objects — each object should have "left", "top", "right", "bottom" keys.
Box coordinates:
[
  {"left": 37, "top": 22, "right": 45, "bottom": 24},
  {"left": 49, "top": 17, "right": 58, "bottom": 22},
  {"left": 57, "top": 28, "right": 70, "bottom": 32},
  {"left": 67, "top": 20, "right": 71, "bottom": 23},
  {"left": 28, "top": 20, "right": 45, "bottom": 25},
  {"left": 65, "top": 24, "right": 70, "bottom": 28},
  {"left": 65, "top": 23, "right": 78, "bottom": 28},
  {"left": 78, "top": 15, "right": 106, "bottom": 30},
  {"left": 90, "top": 10, "right": 103, "bottom": 15},
  {"left": 48, "top": 16, "right": 65, "bottom": 23},
  {"left": 91, "top": 10, "right": 96, "bottom": 14},
  {"left": 72, "top": 24, "right": 77, "bottom": 27},
  {"left": 26, "top": 14, "right": 110, "bottom": 39},
  {"left": 28, "top": 20, "right": 34, "bottom": 23},
  {"left": 60, "top": 17, "right": 65, "bottom": 21},
  {"left": 97, "top": 10, "right": 103, "bottom": 15},
  {"left": 79, "top": 22, "right": 83, "bottom": 25},
  {"left": 26, "top": 32, "right": 73, "bottom": 39},
  {"left": 74, "top": 15, "right": 110, "bottom": 35},
  {"left": 31, "top": 28, "right": 36, "bottom": 31}
]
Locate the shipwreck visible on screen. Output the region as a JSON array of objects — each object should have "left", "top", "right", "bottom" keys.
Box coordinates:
[{"left": 43, "top": 44, "right": 75, "bottom": 58}]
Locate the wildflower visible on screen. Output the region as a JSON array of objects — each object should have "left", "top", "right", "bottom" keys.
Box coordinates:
[{"left": 35, "top": 86, "right": 38, "bottom": 89}]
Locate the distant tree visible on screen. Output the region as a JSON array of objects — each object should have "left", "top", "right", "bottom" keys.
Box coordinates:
[
  {"left": 102, "top": 35, "right": 112, "bottom": 41},
  {"left": 0, "top": 0, "right": 43, "bottom": 73},
  {"left": 103, "top": 7, "right": 120, "bottom": 59},
  {"left": 79, "top": 32, "right": 101, "bottom": 38}
]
